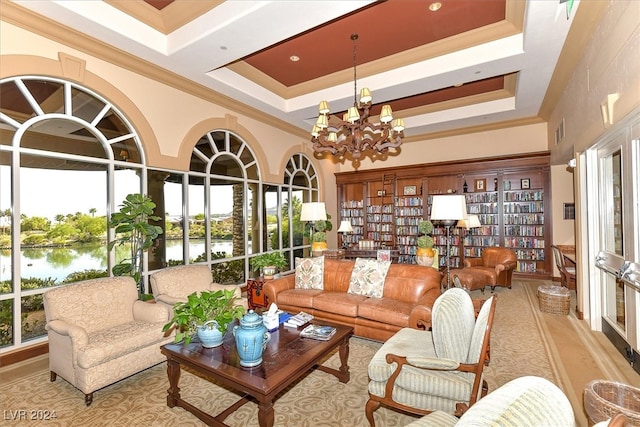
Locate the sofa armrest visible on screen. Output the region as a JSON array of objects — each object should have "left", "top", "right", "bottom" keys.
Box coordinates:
[
  {"left": 409, "top": 289, "right": 440, "bottom": 330},
  {"left": 464, "top": 258, "right": 482, "bottom": 268},
  {"left": 263, "top": 275, "right": 296, "bottom": 305},
  {"left": 154, "top": 294, "right": 183, "bottom": 308},
  {"left": 46, "top": 319, "right": 88, "bottom": 367},
  {"left": 133, "top": 300, "right": 170, "bottom": 323},
  {"left": 46, "top": 319, "right": 89, "bottom": 344}
]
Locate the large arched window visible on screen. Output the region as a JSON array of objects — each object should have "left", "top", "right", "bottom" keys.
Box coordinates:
[{"left": 0, "top": 76, "right": 145, "bottom": 351}]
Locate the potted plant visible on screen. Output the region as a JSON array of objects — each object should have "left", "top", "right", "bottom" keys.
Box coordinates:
[
  {"left": 162, "top": 289, "right": 245, "bottom": 347},
  {"left": 250, "top": 251, "right": 288, "bottom": 279},
  {"left": 309, "top": 214, "right": 332, "bottom": 253},
  {"left": 416, "top": 219, "right": 436, "bottom": 267},
  {"left": 108, "top": 193, "right": 163, "bottom": 299}
]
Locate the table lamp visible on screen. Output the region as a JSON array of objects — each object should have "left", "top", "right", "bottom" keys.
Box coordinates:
[
  {"left": 337, "top": 220, "right": 353, "bottom": 249},
  {"left": 430, "top": 195, "right": 468, "bottom": 290},
  {"left": 457, "top": 214, "right": 481, "bottom": 265}
]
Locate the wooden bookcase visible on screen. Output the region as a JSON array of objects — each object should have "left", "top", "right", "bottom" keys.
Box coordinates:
[{"left": 335, "top": 152, "right": 552, "bottom": 279}]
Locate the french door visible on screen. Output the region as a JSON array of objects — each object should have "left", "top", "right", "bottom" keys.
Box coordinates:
[{"left": 588, "top": 110, "right": 640, "bottom": 367}]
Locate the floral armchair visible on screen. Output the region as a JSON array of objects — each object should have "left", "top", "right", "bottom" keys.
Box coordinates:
[
  {"left": 43, "top": 276, "right": 173, "bottom": 405},
  {"left": 149, "top": 264, "right": 247, "bottom": 315}
]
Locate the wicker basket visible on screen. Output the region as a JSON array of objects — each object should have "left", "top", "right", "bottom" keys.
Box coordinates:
[
  {"left": 537, "top": 285, "right": 570, "bottom": 315},
  {"left": 584, "top": 380, "right": 640, "bottom": 426}
]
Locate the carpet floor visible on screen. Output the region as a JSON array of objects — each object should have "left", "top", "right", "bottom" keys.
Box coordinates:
[{"left": 1, "top": 280, "right": 638, "bottom": 426}]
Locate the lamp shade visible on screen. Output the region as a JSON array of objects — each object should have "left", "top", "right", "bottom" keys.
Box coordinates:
[
  {"left": 318, "top": 100, "right": 330, "bottom": 114},
  {"left": 457, "top": 214, "right": 481, "bottom": 229},
  {"left": 430, "top": 195, "right": 467, "bottom": 221},
  {"left": 337, "top": 220, "right": 353, "bottom": 233},
  {"left": 300, "top": 202, "right": 327, "bottom": 222},
  {"left": 380, "top": 105, "right": 393, "bottom": 123}
]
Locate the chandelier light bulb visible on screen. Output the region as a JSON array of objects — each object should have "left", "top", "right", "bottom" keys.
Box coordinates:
[
  {"left": 318, "top": 101, "right": 330, "bottom": 114},
  {"left": 380, "top": 105, "right": 393, "bottom": 123},
  {"left": 359, "top": 88, "right": 372, "bottom": 104},
  {"left": 392, "top": 118, "right": 405, "bottom": 132},
  {"left": 346, "top": 107, "right": 360, "bottom": 124},
  {"left": 316, "top": 114, "right": 328, "bottom": 129}
]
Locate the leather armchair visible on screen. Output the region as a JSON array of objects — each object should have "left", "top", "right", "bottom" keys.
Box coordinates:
[
  {"left": 149, "top": 264, "right": 247, "bottom": 315},
  {"left": 43, "top": 276, "right": 173, "bottom": 405},
  {"left": 404, "top": 376, "right": 576, "bottom": 426},
  {"left": 463, "top": 247, "right": 517, "bottom": 290}
]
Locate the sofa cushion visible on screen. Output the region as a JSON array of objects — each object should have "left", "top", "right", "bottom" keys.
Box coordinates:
[
  {"left": 76, "top": 321, "right": 168, "bottom": 369},
  {"left": 348, "top": 258, "right": 391, "bottom": 298},
  {"left": 313, "top": 292, "right": 367, "bottom": 317},
  {"left": 295, "top": 256, "right": 325, "bottom": 289},
  {"left": 275, "top": 289, "right": 323, "bottom": 309},
  {"left": 358, "top": 297, "right": 413, "bottom": 327}
]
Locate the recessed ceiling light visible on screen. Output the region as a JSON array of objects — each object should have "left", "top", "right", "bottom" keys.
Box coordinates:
[
  {"left": 429, "top": 2, "right": 441, "bottom": 12},
  {"left": 290, "top": 55, "right": 300, "bottom": 62}
]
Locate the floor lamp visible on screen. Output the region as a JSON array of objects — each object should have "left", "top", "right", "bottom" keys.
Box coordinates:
[
  {"left": 457, "top": 214, "right": 481, "bottom": 265},
  {"left": 300, "top": 202, "right": 327, "bottom": 254},
  {"left": 430, "top": 195, "right": 468, "bottom": 290}
]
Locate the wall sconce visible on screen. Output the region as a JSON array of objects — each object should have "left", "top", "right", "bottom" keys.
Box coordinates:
[{"left": 600, "top": 92, "right": 619, "bottom": 128}]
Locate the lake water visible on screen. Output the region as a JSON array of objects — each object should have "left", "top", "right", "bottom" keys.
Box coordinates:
[{"left": 0, "top": 240, "right": 233, "bottom": 283}]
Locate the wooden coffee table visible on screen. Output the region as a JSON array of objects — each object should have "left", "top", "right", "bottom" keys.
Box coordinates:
[{"left": 161, "top": 320, "right": 353, "bottom": 427}]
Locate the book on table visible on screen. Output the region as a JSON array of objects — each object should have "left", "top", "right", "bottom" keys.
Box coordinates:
[
  {"left": 283, "top": 311, "right": 313, "bottom": 328},
  {"left": 300, "top": 324, "right": 336, "bottom": 341}
]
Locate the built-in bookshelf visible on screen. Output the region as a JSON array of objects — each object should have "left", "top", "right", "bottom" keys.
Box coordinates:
[
  {"left": 335, "top": 152, "right": 552, "bottom": 278},
  {"left": 339, "top": 199, "right": 364, "bottom": 248},
  {"left": 395, "top": 195, "right": 423, "bottom": 263}
]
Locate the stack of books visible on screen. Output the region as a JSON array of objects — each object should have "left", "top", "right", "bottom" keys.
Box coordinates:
[
  {"left": 283, "top": 311, "right": 314, "bottom": 328},
  {"left": 300, "top": 324, "right": 336, "bottom": 341}
]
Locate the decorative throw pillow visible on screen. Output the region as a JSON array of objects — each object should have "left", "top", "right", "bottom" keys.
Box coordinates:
[
  {"left": 294, "top": 256, "right": 324, "bottom": 290},
  {"left": 348, "top": 257, "right": 391, "bottom": 298}
]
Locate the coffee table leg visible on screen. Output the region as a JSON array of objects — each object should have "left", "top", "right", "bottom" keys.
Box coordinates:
[
  {"left": 166, "top": 358, "right": 181, "bottom": 408},
  {"left": 257, "top": 400, "right": 274, "bottom": 427},
  {"left": 337, "top": 336, "right": 351, "bottom": 383}
]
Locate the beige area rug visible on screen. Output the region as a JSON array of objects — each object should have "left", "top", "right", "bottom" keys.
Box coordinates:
[{"left": 1, "top": 281, "right": 561, "bottom": 427}]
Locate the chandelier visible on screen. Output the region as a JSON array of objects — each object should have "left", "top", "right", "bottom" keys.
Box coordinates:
[{"left": 311, "top": 34, "right": 405, "bottom": 161}]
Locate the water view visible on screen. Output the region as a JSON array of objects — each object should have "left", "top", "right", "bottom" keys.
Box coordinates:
[{"left": 1, "top": 240, "right": 233, "bottom": 282}]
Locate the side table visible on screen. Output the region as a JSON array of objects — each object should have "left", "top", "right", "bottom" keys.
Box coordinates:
[{"left": 247, "top": 277, "right": 270, "bottom": 311}]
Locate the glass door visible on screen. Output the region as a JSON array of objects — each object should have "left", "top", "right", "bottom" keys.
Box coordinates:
[{"left": 591, "top": 112, "right": 640, "bottom": 361}]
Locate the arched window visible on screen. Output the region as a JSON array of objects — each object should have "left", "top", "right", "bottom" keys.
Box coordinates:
[{"left": 0, "top": 76, "right": 145, "bottom": 351}]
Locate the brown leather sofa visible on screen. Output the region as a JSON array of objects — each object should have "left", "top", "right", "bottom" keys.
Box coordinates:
[
  {"left": 460, "top": 247, "right": 518, "bottom": 290},
  {"left": 263, "top": 258, "right": 442, "bottom": 341}
]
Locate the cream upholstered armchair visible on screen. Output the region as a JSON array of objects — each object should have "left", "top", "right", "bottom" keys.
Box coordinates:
[
  {"left": 43, "top": 276, "right": 173, "bottom": 405},
  {"left": 404, "top": 376, "right": 576, "bottom": 426},
  {"left": 366, "top": 288, "right": 497, "bottom": 426},
  {"left": 463, "top": 247, "right": 517, "bottom": 290},
  {"left": 149, "top": 264, "right": 247, "bottom": 314}
]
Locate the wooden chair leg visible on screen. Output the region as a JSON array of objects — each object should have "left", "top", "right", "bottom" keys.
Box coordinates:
[
  {"left": 50, "top": 371, "right": 57, "bottom": 382},
  {"left": 85, "top": 393, "right": 93, "bottom": 406},
  {"left": 365, "top": 398, "right": 381, "bottom": 427}
]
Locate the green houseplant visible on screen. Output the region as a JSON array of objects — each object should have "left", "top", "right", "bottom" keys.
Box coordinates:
[
  {"left": 162, "top": 289, "right": 245, "bottom": 346},
  {"left": 250, "top": 251, "right": 288, "bottom": 279},
  {"left": 416, "top": 220, "right": 435, "bottom": 267},
  {"left": 108, "top": 193, "right": 163, "bottom": 298}
]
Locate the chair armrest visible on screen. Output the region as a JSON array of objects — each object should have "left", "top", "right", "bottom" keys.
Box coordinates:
[
  {"left": 133, "top": 300, "right": 170, "bottom": 323},
  {"left": 46, "top": 319, "right": 89, "bottom": 345},
  {"left": 464, "top": 258, "right": 482, "bottom": 268},
  {"left": 404, "top": 355, "right": 460, "bottom": 370}
]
